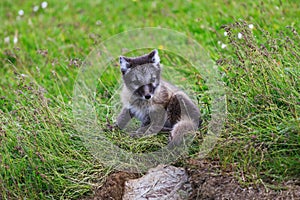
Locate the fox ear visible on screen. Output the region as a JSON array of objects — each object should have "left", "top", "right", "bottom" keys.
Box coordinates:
[
  {"left": 119, "top": 56, "right": 130, "bottom": 75},
  {"left": 149, "top": 49, "right": 160, "bottom": 65}
]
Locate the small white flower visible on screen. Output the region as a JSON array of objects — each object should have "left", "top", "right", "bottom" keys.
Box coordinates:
[
  {"left": 18, "top": 10, "right": 24, "bottom": 16},
  {"left": 4, "top": 36, "right": 10, "bottom": 43},
  {"left": 224, "top": 31, "right": 228, "bottom": 36},
  {"left": 13, "top": 35, "right": 18, "bottom": 44},
  {"left": 249, "top": 24, "right": 254, "bottom": 29},
  {"left": 33, "top": 5, "right": 39, "bottom": 12},
  {"left": 221, "top": 43, "right": 227, "bottom": 49},
  {"left": 238, "top": 32, "right": 243, "bottom": 39},
  {"left": 275, "top": 6, "right": 279, "bottom": 10},
  {"left": 21, "top": 73, "right": 28, "bottom": 77},
  {"left": 41, "top": 1, "right": 48, "bottom": 9},
  {"left": 217, "top": 41, "right": 221, "bottom": 45},
  {"left": 96, "top": 20, "right": 102, "bottom": 25}
]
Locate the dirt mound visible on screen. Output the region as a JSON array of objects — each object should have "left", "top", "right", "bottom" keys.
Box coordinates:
[
  {"left": 85, "top": 159, "right": 300, "bottom": 200},
  {"left": 87, "top": 171, "right": 139, "bottom": 200},
  {"left": 187, "top": 159, "right": 300, "bottom": 200}
]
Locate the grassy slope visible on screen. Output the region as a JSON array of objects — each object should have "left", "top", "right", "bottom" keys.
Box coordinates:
[{"left": 0, "top": 0, "right": 299, "bottom": 199}]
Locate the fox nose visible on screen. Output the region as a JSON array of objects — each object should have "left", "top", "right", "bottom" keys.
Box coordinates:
[{"left": 144, "top": 94, "right": 152, "bottom": 99}]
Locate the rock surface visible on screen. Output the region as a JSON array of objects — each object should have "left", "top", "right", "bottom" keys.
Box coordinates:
[{"left": 123, "top": 165, "right": 191, "bottom": 200}]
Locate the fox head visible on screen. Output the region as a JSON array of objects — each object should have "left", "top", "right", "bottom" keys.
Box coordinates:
[{"left": 119, "top": 49, "right": 161, "bottom": 100}]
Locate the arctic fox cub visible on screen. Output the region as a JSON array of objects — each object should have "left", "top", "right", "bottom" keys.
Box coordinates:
[{"left": 116, "top": 49, "right": 200, "bottom": 145}]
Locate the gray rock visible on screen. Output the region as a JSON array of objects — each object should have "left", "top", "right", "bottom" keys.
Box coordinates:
[{"left": 123, "top": 165, "right": 191, "bottom": 200}]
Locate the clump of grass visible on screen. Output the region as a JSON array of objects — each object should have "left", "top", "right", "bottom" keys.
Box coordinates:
[
  {"left": 0, "top": 73, "right": 107, "bottom": 199},
  {"left": 214, "top": 21, "right": 300, "bottom": 184}
]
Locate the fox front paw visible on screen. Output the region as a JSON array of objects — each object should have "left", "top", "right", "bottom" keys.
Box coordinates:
[{"left": 103, "top": 121, "right": 120, "bottom": 132}]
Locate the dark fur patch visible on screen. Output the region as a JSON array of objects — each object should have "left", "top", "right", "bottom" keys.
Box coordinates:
[{"left": 167, "top": 95, "right": 181, "bottom": 125}]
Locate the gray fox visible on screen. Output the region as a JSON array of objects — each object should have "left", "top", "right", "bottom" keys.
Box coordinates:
[{"left": 116, "top": 49, "right": 200, "bottom": 145}]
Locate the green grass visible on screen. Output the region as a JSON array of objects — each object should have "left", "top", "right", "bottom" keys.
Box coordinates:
[
  {"left": 215, "top": 21, "right": 300, "bottom": 183},
  {"left": 1, "top": 0, "right": 299, "bottom": 199}
]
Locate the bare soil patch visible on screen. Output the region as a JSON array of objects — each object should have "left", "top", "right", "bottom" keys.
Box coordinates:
[{"left": 187, "top": 159, "right": 300, "bottom": 200}]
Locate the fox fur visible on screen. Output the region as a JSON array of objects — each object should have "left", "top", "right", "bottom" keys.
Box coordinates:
[{"left": 116, "top": 49, "right": 200, "bottom": 145}]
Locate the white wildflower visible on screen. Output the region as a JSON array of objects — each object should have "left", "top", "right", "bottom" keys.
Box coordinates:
[
  {"left": 238, "top": 32, "right": 243, "bottom": 39},
  {"left": 13, "top": 35, "right": 18, "bottom": 44},
  {"left": 217, "top": 41, "right": 221, "bottom": 45},
  {"left": 18, "top": 10, "right": 24, "bottom": 16},
  {"left": 33, "top": 5, "right": 39, "bottom": 12},
  {"left": 224, "top": 31, "right": 228, "bottom": 36},
  {"left": 4, "top": 36, "right": 10, "bottom": 43},
  {"left": 41, "top": 1, "right": 48, "bottom": 9},
  {"left": 221, "top": 43, "right": 227, "bottom": 49},
  {"left": 249, "top": 24, "right": 254, "bottom": 29},
  {"left": 96, "top": 20, "right": 102, "bottom": 25}
]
